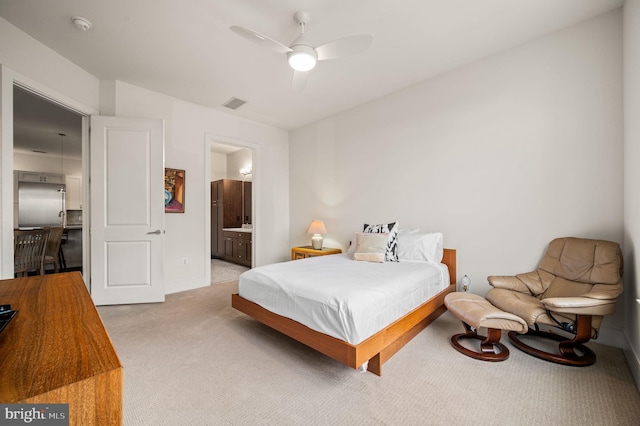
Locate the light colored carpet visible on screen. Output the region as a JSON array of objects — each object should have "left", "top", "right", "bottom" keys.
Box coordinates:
[
  {"left": 99, "top": 282, "right": 640, "bottom": 425},
  {"left": 211, "top": 259, "right": 249, "bottom": 284}
]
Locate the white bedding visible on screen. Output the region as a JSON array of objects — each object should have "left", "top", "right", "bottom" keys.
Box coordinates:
[{"left": 238, "top": 254, "right": 450, "bottom": 345}]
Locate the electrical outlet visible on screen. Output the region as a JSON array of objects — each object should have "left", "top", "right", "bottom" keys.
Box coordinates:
[{"left": 181, "top": 257, "right": 188, "bottom": 266}]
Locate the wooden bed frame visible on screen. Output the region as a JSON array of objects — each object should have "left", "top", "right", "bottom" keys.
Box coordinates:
[{"left": 231, "top": 248, "right": 456, "bottom": 376}]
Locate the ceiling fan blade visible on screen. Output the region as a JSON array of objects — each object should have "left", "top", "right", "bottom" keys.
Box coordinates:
[
  {"left": 291, "top": 71, "right": 308, "bottom": 92},
  {"left": 230, "top": 25, "right": 292, "bottom": 54},
  {"left": 315, "top": 34, "right": 373, "bottom": 61}
]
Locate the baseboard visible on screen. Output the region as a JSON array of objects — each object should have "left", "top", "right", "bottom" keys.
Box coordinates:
[
  {"left": 624, "top": 341, "right": 640, "bottom": 392},
  {"left": 596, "top": 325, "right": 629, "bottom": 349},
  {"left": 164, "top": 278, "right": 210, "bottom": 295},
  {"left": 591, "top": 325, "right": 639, "bottom": 391}
]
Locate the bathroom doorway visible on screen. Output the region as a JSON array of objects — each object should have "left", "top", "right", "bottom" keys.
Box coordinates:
[{"left": 209, "top": 141, "right": 253, "bottom": 283}]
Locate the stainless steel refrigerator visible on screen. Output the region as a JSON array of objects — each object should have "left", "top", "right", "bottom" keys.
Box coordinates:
[{"left": 18, "top": 181, "right": 66, "bottom": 227}]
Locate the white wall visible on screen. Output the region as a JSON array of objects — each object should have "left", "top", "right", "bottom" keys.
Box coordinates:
[
  {"left": 110, "top": 80, "right": 289, "bottom": 294},
  {"left": 290, "top": 10, "right": 624, "bottom": 343},
  {"left": 210, "top": 149, "right": 253, "bottom": 182},
  {"left": 0, "top": 18, "right": 99, "bottom": 110},
  {"left": 210, "top": 151, "right": 227, "bottom": 181},
  {"left": 623, "top": 0, "right": 640, "bottom": 388},
  {"left": 0, "top": 16, "right": 290, "bottom": 295},
  {"left": 227, "top": 149, "right": 253, "bottom": 182},
  {"left": 0, "top": 16, "right": 100, "bottom": 278}
]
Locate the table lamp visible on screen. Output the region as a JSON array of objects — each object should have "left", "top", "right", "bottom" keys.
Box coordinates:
[{"left": 306, "top": 220, "right": 327, "bottom": 249}]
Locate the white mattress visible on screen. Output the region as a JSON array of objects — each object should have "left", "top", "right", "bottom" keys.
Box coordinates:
[{"left": 238, "top": 254, "right": 450, "bottom": 345}]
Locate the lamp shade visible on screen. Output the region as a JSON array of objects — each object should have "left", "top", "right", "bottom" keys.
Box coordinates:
[{"left": 306, "top": 220, "right": 327, "bottom": 235}]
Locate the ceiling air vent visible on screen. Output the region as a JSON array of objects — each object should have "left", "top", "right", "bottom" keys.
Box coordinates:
[{"left": 223, "top": 97, "right": 247, "bottom": 110}]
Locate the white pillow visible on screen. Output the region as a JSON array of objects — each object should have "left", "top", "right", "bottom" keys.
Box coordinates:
[
  {"left": 398, "top": 228, "right": 420, "bottom": 235},
  {"left": 347, "top": 232, "right": 359, "bottom": 254},
  {"left": 397, "top": 232, "right": 443, "bottom": 263},
  {"left": 353, "top": 232, "right": 388, "bottom": 263}
]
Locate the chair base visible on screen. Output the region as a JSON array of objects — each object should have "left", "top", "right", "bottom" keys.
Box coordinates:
[
  {"left": 507, "top": 328, "right": 596, "bottom": 366},
  {"left": 450, "top": 322, "right": 509, "bottom": 362}
]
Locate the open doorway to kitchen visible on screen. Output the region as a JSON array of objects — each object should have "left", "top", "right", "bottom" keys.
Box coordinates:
[
  {"left": 209, "top": 141, "right": 253, "bottom": 284},
  {"left": 12, "top": 85, "right": 85, "bottom": 275}
]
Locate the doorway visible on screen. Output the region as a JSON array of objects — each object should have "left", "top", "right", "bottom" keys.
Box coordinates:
[
  {"left": 209, "top": 141, "right": 253, "bottom": 283},
  {"left": 12, "top": 85, "right": 85, "bottom": 274}
]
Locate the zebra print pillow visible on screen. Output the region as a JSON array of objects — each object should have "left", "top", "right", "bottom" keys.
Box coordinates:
[{"left": 363, "top": 222, "right": 399, "bottom": 262}]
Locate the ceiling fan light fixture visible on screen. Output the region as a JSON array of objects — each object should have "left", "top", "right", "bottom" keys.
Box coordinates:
[
  {"left": 287, "top": 45, "right": 317, "bottom": 72},
  {"left": 230, "top": 10, "right": 372, "bottom": 90}
]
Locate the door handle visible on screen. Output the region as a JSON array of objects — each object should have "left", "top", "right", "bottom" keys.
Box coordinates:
[{"left": 147, "top": 229, "right": 162, "bottom": 235}]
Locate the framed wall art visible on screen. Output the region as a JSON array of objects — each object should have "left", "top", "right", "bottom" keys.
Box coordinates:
[{"left": 164, "top": 168, "right": 185, "bottom": 213}]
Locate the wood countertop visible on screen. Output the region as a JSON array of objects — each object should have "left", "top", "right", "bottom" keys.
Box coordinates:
[{"left": 0, "top": 272, "right": 122, "bottom": 425}]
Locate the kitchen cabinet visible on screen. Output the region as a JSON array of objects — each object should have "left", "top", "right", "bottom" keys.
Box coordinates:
[
  {"left": 62, "top": 228, "right": 82, "bottom": 269},
  {"left": 223, "top": 230, "right": 252, "bottom": 267},
  {"left": 65, "top": 176, "right": 82, "bottom": 210},
  {"left": 17, "top": 171, "right": 64, "bottom": 184}
]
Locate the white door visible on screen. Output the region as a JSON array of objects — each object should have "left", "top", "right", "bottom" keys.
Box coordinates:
[{"left": 90, "top": 116, "right": 165, "bottom": 305}]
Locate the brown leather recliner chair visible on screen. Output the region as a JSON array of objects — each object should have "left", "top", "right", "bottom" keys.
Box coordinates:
[{"left": 486, "top": 237, "right": 623, "bottom": 366}]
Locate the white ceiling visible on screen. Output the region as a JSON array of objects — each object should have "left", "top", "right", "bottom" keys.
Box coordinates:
[
  {"left": 0, "top": 0, "right": 624, "bottom": 132},
  {"left": 13, "top": 86, "right": 83, "bottom": 160}
]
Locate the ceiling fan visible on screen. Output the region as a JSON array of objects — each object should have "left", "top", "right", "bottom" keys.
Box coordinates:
[{"left": 230, "top": 11, "right": 373, "bottom": 91}]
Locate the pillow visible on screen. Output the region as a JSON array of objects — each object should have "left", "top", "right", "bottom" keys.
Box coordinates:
[
  {"left": 353, "top": 252, "right": 385, "bottom": 263},
  {"left": 346, "top": 229, "right": 415, "bottom": 255},
  {"left": 363, "top": 222, "right": 399, "bottom": 262},
  {"left": 353, "top": 232, "right": 388, "bottom": 263},
  {"left": 347, "top": 232, "right": 359, "bottom": 254},
  {"left": 398, "top": 228, "right": 420, "bottom": 235},
  {"left": 397, "top": 232, "right": 443, "bottom": 263}
]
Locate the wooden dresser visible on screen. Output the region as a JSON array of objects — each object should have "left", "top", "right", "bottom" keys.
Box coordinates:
[{"left": 0, "top": 272, "right": 122, "bottom": 425}]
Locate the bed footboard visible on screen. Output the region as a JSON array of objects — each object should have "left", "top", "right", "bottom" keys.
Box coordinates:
[
  {"left": 232, "top": 283, "right": 454, "bottom": 376},
  {"left": 364, "top": 283, "right": 454, "bottom": 375}
]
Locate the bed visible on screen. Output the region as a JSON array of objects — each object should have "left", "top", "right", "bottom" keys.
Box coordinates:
[{"left": 231, "top": 248, "right": 456, "bottom": 376}]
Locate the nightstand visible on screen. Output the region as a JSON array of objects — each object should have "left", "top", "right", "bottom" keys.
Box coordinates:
[{"left": 291, "top": 246, "right": 342, "bottom": 260}]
